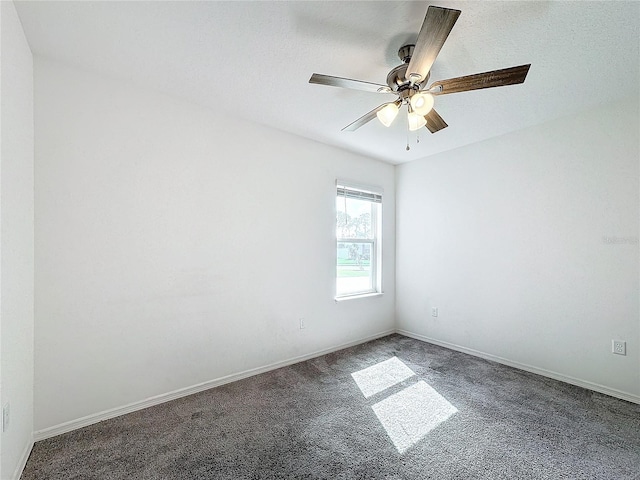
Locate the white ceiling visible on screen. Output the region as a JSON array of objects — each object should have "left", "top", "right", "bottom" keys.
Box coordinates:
[{"left": 14, "top": 1, "right": 640, "bottom": 165}]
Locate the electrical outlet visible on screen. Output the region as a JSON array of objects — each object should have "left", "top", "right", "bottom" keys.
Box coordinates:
[
  {"left": 431, "top": 307, "right": 438, "bottom": 318},
  {"left": 299, "top": 318, "right": 305, "bottom": 330},
  {"left": 2, "top": 403, "right": 9, "bottom": 432},
  {"left": 612, "top": 340, "right": 626, "bottom": 356}
]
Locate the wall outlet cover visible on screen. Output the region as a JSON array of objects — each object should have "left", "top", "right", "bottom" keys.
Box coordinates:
[{"left": 612, "top": 340, "right": 626, "bottom": 356}]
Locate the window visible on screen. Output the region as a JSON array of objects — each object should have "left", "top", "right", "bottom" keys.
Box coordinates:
[{"left": 336, "top": 182, "right": 382, "bottom": 298}]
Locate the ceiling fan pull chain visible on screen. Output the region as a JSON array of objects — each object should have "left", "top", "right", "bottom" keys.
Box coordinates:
[{"left": 406, "top": 128, "right": 410, "bottom": 151}]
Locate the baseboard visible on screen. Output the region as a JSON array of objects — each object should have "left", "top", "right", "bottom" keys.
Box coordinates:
[
  {"left": 34, "top": 329, "right": 395, "bottom": 441},
  {"left": 396, "top": 329, "right": 640, "bottom": 405},
  {"left": 12, "top": 436, "right": 34, "bottom": 480}
]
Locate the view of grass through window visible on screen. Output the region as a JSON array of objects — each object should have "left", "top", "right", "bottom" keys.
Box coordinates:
[{"left": 336, "top": 190, "right": 378, "bottom": 297}]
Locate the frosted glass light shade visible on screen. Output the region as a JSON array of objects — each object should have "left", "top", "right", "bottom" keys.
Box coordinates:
[
  {"left": 408, "top": 111, "right": 427, "bottom": 131},
  {"left": 376, "top": 103, "right": 399, "bottom": 127},
  {"left": 410, "top": 92, "right": 434, "bottom": 115}
]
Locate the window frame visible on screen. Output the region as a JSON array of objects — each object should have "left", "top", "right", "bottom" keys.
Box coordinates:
[{"left": 335, "top": 181, "right": 383, "bottom": 300}]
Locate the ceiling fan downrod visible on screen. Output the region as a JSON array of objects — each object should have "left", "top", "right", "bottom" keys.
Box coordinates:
[{"left": 398, "top": 44, "right": 414, "bottom": 64}]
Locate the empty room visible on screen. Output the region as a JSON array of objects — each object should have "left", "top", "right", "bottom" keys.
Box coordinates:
[{"left": 1, "top": 1, "right": 639, "bottom": 479}]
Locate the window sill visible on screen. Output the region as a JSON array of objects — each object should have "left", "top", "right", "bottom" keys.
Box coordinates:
[{"left": 335, "top": 292, "right": 384, "bottom": 302}]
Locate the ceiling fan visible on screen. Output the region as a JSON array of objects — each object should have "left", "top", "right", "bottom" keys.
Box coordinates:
[{"left": 309, "top": 5, "right": 531, "bottom": 140}]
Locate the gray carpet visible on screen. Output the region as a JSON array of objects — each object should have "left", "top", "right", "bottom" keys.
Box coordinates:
[{"left": 21, "top": 334, "right": 640, "bottom": 479}]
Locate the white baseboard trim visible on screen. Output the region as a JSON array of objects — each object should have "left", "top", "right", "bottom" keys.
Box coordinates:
[
  {"left": 396, "top": 329, "right": 640, "bottom": 405},
  {"left": 12, "top": 436, "right": 34, "bottom": 480},
  {"left": 34, "top": 329, "right": 395, "bottom": 442}
]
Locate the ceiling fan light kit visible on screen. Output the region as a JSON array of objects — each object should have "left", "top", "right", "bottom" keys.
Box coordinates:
[
  {"left": 410, "top": 92, "right": 435, "bottom": 116},
  {"left": 376, "top": 102, "right": 400, "bottom": 127},
  {"left": 408, "top": 109, "right": 427, "bottom": 131},
  {"left": 309, "top": 5, "right": 531, "bottom": 147}
]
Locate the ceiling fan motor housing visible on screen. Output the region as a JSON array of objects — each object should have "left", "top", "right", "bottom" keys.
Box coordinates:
[{"left": 386, "top": 44, "right": 430, "bottom": 98}]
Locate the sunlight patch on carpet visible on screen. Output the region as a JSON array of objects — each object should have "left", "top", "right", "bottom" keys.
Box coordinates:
[
  {"left": 351, "top": 356, "right": 416, "bottom": 398},
  {"left": 371, "top": 381, "right": 458, "bottom": 454}
]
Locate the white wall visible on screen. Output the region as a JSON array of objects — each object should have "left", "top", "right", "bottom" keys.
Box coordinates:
[
  {"left": 396, "top": 98, "right": 640, "bottom": 402},
  {"left": 0, "top": 1, "right": 35, "bottom": 478},
  {"left": 33, "top": 58, "right": 395, "bottom": 433}
]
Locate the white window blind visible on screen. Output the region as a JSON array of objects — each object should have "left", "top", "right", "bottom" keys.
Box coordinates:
[{"left": 336, "top": 186, "right": 382, "bottom": 204}]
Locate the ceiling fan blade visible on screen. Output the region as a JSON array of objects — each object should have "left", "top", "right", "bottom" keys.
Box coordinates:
[
  {"left": 406, "top": 6, "right": 461, "bottom": 83},
  {"left": 310, "top": 74, "right": 392, "bottom": 94},
  {"left": 429, "top": 64, "right": 531, "bottom": 95},
  {"left": 424, "top": 109, "right": 448, "bottom": 133},
  {"left": 342, "top": 104, "right": 389, "bottom": 131}
]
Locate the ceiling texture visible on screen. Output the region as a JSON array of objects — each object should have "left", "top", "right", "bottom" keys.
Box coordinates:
[{"left": 14, "top": 1, "right": 640, "bottom": 165}]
